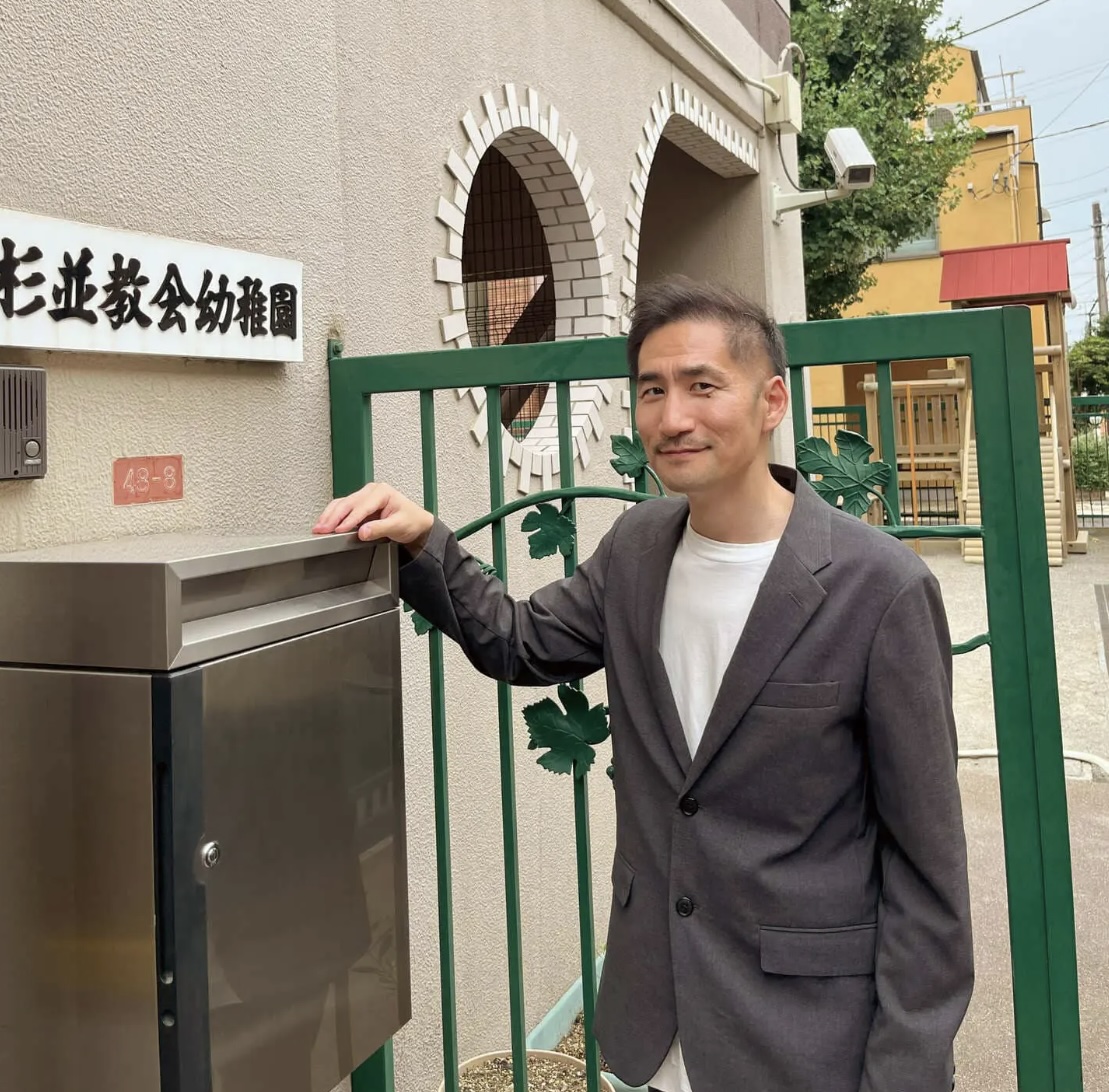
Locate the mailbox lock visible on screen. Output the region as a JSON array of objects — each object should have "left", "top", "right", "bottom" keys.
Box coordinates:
[{"left": 200, "top": 841, "right": 222, "bottom": 868}]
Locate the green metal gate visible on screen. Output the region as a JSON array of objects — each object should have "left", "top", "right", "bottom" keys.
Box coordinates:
[{"left": 328, "top": 305, "right": 1081, "bottom": 1092}]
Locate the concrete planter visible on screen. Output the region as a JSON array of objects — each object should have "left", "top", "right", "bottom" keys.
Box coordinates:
[
  {"left": 524, "top": 955, "right": 645, "bottom": 1092},
  {"left": 437, "top": 1048, "right": 616, "bottom": 1092}
]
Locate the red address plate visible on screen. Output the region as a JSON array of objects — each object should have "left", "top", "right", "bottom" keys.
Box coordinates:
[{"left": 113, "top": 455, "right": 184, "bottom": 506}]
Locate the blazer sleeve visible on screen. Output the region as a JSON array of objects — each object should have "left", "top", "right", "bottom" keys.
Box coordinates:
[
  {"left": 397, "top": 517, "right": 612, "bottom": 686},
  {"left": 859, "top": 570, "right": 974, "bottom": 1092}
]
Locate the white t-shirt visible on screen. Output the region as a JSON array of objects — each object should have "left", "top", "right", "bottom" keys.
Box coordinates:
[{"left": 650, "top": 520, "right": 779, "bottom": 1092}]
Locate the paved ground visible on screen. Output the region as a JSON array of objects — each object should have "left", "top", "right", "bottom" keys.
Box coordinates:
[
  {"left": 921, "top": 537, "right": 1109, "bottom": 768},
  {"left": 920, "top": 537, "right": 1109, "bottom": 1090},
  {"left": 956, "top": 768, "right": 1109, "bottom": 1092}
]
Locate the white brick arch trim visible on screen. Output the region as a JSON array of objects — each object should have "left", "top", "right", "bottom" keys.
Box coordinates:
[
  {"left": 434, "top": 84, "right": 616, "bottom": 494},
  {"left": 619, "top": 83, "right": 760, "bottom": 332}
]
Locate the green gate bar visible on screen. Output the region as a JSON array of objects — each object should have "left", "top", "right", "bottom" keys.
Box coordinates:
[
  {"left": 328, "top": 306, "right": 1081, "bottom": 1092},
  {"left": 422, "top": 388, "right": 463, "bottom": 1092},
  {"left": 626, "top": 381, "right": 649, "bottom": 496},
  {"left": 556, "top": 379, "right": 603, "bottom": 1092},
  {"left": 486, "top": 386, "right": 530, "bottom": 1092},
  {"left": 875, "top": 361, "right": 902, "bottom": 525},
  {"left": 789, "top": 363, "right": 808, "bottom": 447}
]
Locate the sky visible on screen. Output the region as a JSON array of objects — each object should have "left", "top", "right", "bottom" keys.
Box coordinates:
[{"left": 940, "top": 0, "right": 1108, "bottom": 342}]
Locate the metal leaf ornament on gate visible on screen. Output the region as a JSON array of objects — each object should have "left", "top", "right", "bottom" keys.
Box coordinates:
[
  {"left": 521, "top": 503, "right": 577, "bottom": 559},
  {"left": 610, "top": 432, "right": 667, "bottom": 495},
  {"left": 795, "top": 429, "right": 892, "bottom": 518},
  {"left": 610, "top": 434, "right": 650, "bottom": 478},
  {"left": 523, "top": 683, "right": 611, "bottom": 778}
]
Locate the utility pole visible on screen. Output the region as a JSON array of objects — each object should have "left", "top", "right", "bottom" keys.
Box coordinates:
[{"left": 1094, "top": 202, "right": 1108, "bottom": 321}]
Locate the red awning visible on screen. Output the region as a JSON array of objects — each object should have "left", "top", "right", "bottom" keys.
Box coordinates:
[{"left": 939, "top": 239, "right": 1072, "bottom": 304}]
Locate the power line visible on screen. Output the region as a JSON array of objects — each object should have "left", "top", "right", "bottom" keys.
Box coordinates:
[
  {"left": 1043, "top": 118, "right": 1109, "bottom": 140},
  {"left": 1053, "top": 189, "right": 1109, "bottom": 210},
  {"left": 1040, "top": 58, "right": 1109, "bottom": 134},
  {"left": 954, "top": 0, "right": 1056, "bottom": 40},
  {"left": 964, "top": 117, "right": 1109, "bottom": 157},
  {"left": 1033, "top": 71, "right": 1109, "bottom": 106},
  {"left": 1044, "top": 162, "right": 1109, "bottom": 189},
  {"left": 1067, "top": 241, "right": 1097, "bottom": 257},
  {"left": 1021, "top": 58, "right": 1108, "bottom": 93}
]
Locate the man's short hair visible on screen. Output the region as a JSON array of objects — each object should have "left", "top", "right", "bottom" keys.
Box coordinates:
[{"left": 626, "top": 276, "right": 788, "bottom": 381}]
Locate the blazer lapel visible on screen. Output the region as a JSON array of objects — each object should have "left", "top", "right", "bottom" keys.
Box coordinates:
[
  {"left": 636, "top": 499, "right": 694, "bottom": 776},
  {"left": 681, "top": 469, "right": 833, "bottom": 791}
]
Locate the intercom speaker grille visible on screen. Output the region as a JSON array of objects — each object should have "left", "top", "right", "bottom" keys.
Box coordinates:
[{"left": 1, "top": 366, "right": 46, "bottom": 480}]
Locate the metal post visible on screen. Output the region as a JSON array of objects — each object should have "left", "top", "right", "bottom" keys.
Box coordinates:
[
  {"left": 790, "top": 366, "right": 809, "bottom": 479},
  {"left": 1094, "top": 203, "right": 1107, "bottom": 321},
  {"left": 556, "top": 381, "right": 602, "bottom": 1092},
  {"left": 351, "top": 1043, "right": 395, "bottom": 1092},
  {"left": 421, "top": 390, "right": 461, "bottom": 1092},
  {"left": 974, "top": 308, "right": 1082, "bottom": 1090},
  {"left": 875, "top": 361, "right": 901, "bottom": 523},
  {"left": 486, "top": 389, "right": 529, "bottom": 1092}
]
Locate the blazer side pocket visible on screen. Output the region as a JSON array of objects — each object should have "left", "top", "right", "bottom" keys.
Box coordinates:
[
  {"left": 752, "top": 680, "right": 839, "bottom": 709},
  {"left": 759, "top": 922, "right": 877, "bottom": 977},
  {"left": 611, "top": 851, "right": 635, "bottom": 908}
]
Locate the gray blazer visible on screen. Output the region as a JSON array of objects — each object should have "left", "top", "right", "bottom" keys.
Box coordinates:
[{"left": 400, "top": 466, "right": 973, "bottom": 1092}]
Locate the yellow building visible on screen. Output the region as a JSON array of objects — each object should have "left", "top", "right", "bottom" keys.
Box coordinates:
[
  {"left": 810, "top": 46, "right": 1052, "bottom": 410},
  {"left": 805, "top": 48, "right": 1080, "bottom": 561}
]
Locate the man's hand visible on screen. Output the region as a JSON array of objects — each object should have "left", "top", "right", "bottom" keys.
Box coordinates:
[{"left": 313, "top": 483, "right": 435, "bottom": 553}]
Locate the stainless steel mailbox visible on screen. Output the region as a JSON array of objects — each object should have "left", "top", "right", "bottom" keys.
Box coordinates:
[{"left": 0, "top": 532, "right": 410, "bottom": 1092}]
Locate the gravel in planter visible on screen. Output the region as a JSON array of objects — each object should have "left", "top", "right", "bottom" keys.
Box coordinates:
[
  {"left": 557, "top": 1015, "right": 611, "bottom": 1073},
  {"left": 459, "top": 1055, "right": 590, "bottom": 1092}
]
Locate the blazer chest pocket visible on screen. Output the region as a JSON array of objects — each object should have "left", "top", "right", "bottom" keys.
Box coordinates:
[
  {"left": 751, "top": 680, "right": 839, "bottom": 710},
  {"left": 611, "top": 851, "right": 635, "bottom": 908},
  {"left": 759, "top": 923, "right": 877, "bottom": 977}
]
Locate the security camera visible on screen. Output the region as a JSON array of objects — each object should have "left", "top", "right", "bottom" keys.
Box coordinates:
[
  {"left": 824, "top": 128, "right": 877, "bottom": 191},
  {"left": 772, "top": 125, "right": 878, "bottom": 223}
]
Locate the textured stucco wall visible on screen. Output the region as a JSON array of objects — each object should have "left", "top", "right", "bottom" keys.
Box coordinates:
[
  {"left": 637, "top": 138, "right": 768, "bottom": 300},
  {"left": 1, "top": 1, "right": 804, "bottom": 1089}
]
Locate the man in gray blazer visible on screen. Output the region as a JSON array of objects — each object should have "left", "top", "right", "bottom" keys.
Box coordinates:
[{"left": 314, "top": 277, "right": 973, "bottom": 1092}]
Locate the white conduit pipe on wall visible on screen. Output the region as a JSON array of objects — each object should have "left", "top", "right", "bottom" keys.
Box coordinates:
[{"left": 652, "top": 0, "right": 782, "bottom": 102}]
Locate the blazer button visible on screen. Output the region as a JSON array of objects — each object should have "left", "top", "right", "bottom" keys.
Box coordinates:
[
  {"left": 679, "top": 795, "right": 699, "bottom": 816},
  {"left": 675, "top": 896, "right": 694, "bottom": 917}
]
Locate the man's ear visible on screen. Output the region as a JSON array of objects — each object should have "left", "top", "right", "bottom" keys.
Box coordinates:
[{"left": 764, "top": 375, "right": 789, "bottom": 433}]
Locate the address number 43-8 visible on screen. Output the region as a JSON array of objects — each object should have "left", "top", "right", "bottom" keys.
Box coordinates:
[{"left": 113, "top": 455, "right": 184, "bottom": 506}]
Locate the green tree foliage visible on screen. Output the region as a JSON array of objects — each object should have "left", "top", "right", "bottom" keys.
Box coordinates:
[
  {"left": 1071, "top": 431, "right": 1109, "bottom": 493},
  {"left": 1069, "top": 316, "right": 1109, "bottom": 395},
  {"left": 790, "top": 0, "right": 979, "bottom": 318}
]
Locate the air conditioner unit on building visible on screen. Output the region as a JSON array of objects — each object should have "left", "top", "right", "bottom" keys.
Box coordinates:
[{"left": 924, "top": 104, "right": 971, "bottom": 140}]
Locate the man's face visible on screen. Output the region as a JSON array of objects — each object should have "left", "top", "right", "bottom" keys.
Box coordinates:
[{"left": 634, "top": 319, "right": 788, "bottom": 498}]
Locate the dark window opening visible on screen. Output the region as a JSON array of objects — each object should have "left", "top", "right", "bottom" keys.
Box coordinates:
[{"left": 462, "top": 145, "right": 556, "bottom": 441}]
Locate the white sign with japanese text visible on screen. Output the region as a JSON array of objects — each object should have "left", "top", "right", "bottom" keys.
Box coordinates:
[{"left": 0, "top": 208, "right": 303, "bottom": 363}]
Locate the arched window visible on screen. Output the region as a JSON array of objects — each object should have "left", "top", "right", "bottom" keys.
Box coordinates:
[{"left": 463, "top": 146, "right": 555, "bottom": 441}]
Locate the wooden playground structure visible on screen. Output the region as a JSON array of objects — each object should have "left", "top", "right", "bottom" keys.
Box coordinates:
[
  {"left": 865, "top": 338, "right": 1078, "bottom": 565},
  {"left": 812, "top": 242, "right": 1082, "bottom": 565}
]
